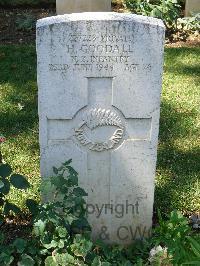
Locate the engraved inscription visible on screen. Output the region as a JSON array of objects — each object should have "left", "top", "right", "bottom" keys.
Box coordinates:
[
  {"left": 78, "top": 44, "right": 133, "bottom": 54},
  {"left": 75, "top": 108, "right": 124, "bottom": 151},
  {"left": 68, "top": 33, "right": 133, "bottom": 43},
  {"left": 48, "top": 27, "right": 152, "bottom": 74},
  {"left": 49, "top": 62, "right": 149, "bottom": 73}
]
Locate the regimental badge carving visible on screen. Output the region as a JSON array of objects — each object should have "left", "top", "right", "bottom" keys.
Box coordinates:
[{"left": 75, "top": 108, "right": 124, "bottom": 151}]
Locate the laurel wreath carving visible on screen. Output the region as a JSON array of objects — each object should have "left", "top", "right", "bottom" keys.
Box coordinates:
[
  {"left": 75, "top": 108, "right": 124, "bottom": 152},
  {"left": 83, "top": 108, "right": 123, "bottom": 130}
]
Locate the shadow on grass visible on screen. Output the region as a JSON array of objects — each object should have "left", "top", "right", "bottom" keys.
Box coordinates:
[
  {"left": 0, "top": 45, "right": 38, "bottom": 136},
  {"left": 155, "top": 47, "right": 200, "bottom": 214},
  {"left": 173, "top": 64, "right": 200, "bottom": 76},
  {"left": 155, "top": 100, "right": 200, "bottom": 215},
  {"left": 164, "top": 48, "right": 200, "bottom": 77}
]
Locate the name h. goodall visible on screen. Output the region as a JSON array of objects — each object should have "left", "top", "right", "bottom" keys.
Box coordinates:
[{"left": 66, "top": 44, "right": 133, "bottom": 54}]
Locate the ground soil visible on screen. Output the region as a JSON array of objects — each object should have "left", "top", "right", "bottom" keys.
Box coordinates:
[
  {"left": 0, "top": 6, "right": 199, "bottom": 46},
  {"left": 165, "top": 38, "right": 200, "bottom": 47},
  {"left": 0, "top": 7, "right": 56, "bottom": 44},
  {"left": 0, "top": 216, "right": 32, "bottom": 244}
]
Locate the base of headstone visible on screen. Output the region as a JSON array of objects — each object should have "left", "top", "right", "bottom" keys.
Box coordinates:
[
  {"left": 185, "top": 0, "right": 200, "bottom": 16},
  {"left": 56, "top": 0, "right": 111, "bottom": 15}
]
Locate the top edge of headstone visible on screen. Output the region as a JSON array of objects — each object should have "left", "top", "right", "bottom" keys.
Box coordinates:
[{"left": 37, "top": 12, "right": 165, "bottom": 28}]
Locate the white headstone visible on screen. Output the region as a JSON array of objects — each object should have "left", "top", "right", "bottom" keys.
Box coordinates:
[
  {"left": 37, "top": 13, "right": 165, "bottom": 245},
  {"left": 56, "top": 0, "right": 111, "bottom": 15},
  {"left": 185, "top": 0, "right": 200, "bottom": 16}
]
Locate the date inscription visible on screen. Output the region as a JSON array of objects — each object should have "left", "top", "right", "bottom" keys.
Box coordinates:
[{"left": 48, "top": 29, "right": 152, "bottom": 74}]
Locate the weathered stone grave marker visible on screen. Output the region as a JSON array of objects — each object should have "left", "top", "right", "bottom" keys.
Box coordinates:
[
  {"left": 185, "top": 0, "right": 200, "bottom": 16},
  {"left": 37, "top": 13, "right": 165, "bottom": 245},
  {"left": 56, "top": 0, "right": 111, "bottom": 15}
]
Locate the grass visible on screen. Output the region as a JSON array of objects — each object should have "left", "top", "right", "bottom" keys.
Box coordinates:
[
  {"left": 0, "top": 45, "right": 199, "bottom": 215},
  {"left": 0, "top": 46, "right": 40, "bottom": 206},
  {"left": 156, "top": 47, "right": 200, "bottom": 215}
]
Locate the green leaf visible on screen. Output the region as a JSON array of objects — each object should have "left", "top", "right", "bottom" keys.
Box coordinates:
[
  {"left": 10, "top": 174, "right": 30, "bottom": 189},
  {"left": 39, "top": 248, "right": 49, "bottom": 256},
  {"left": 0, "top": 180, "right": 4, "bottom": 189},
  {"left": 43, "top": 240, "right": 58, "bottom": 249},
  {"left": 0, "top": 179, "right": 10, "bottom": 194},
  {"left": 45, "top": 256, "right": 57, "bottom": 266},
  {"left": 0, "top": 232, "right": 5, "bottom": 245},
  {"left": 4, "top": 202, "right": 21, "bottom": 215},
  {"left": 0, "top": 214, "right": 4, "bottom": 225},
  {"left": 63, "top": 159, "right": 72, "bottom": 166},
  {"left": 51, "top": 175, "right": 65, "bottom": 189},
  {"left": 49, "top": 240, "right": 58, "bottom": 248},
  {"left": 68, "top": 173, "right": 78, "bottom": 186},
  {"left": 92, "top": 256, "right": 101, "bottom": 266},
  {"left": 26, "top": 199, "right": 38, "bottom": 216},
  {"left": 17, "top": 254, "right": 35, "bottom": 266},
  {"left": 55, "top": 253, "right": 77, "bottom": 265},
  {"left": 182, "top": 262, "right": 200, "bottom": 265},
  {"left": 71, "top": 217, "right": 91, "bottom": 232},
  {"left": 74, "top": 196, "right": 86, "bottom": 206},
  {"left": 71, "top": 236, "right": 93, "bottom": 258},
  {"left": 134, "top": 259, "right": 143, "bottom": 266},
  {"left": 33, "top": 219, "right": 46, "bottom": 236},
  {"left": 53, "top": 167, "right": 58, "bottom": 175},
  {"left": 150, "top": 7, "right": 162, "bottom": 18},
  {"left": 40, "top": 179, "right": 54, "bottom": 195},
  {"left": 0, "top": 196, "right": 5, "bottom": 207},
  {"left": 58, "top": 239, "right": 65, "bottom": 249},
  {"left": 13, "top": 238, "right": 27, "bottom": 253},
  {"left": 73, "top": 187, "right": 88, "bottom": 197},
  {"left": 0, "top": 164, "right": 12, "bottom": 178},
  {"left": 67, "top": 166, "right": 78, "bottom": 175},
  {"left": 57, "top": 226, "right": 68, "bottom": 238},
  {"left": 0, "top": 252, "right": 14, "bottom": 265},
  {"left": 187, "top": 236, "right": 200, "bottom": 257}
]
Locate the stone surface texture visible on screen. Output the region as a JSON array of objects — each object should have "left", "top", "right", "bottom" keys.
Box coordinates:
[
  {"left": 37, "top": 12, "right": 165, "bottom": 245},
  {"left": 185, "top": 0, "right": 200, "bottom": 16},
  {"left": 56, "top": 0, "right": 111, "bottom": 15}
]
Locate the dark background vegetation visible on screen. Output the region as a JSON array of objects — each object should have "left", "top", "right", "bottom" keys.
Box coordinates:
[{"left": 0, "top": 0, "right": 55, "bottom": 7}]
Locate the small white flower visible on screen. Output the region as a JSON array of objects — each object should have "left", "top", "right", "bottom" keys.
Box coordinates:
[
  {"left": 18, "top": 103, "right": 24, "bottom": 110},
  {"left": 150, "top": 245, "right": 163, "bottom": 257},
  {"left": 149, "top": 246, "right": 168, "bottom": 263}
]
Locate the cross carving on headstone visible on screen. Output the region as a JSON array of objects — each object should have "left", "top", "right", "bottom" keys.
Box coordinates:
[
  {"left": 48, "top": 77, "right": 152, "bottom": 148},
  {"left": 47, "top": 77, "right": 152, "bottom": 241}
]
